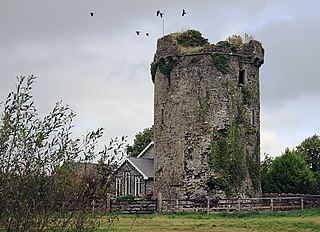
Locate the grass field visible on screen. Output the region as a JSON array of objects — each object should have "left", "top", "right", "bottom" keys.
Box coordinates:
[{"left": 97, "top": 209, "right": 320, "bottom": 232}]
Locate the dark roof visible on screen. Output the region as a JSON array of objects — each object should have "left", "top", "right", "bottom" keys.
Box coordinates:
[
  {"left": 137, "top": 141, "right": 154, "bottom": 158},
  {"left": 127, "top": 157, "right": 154, "bottom": 179}
]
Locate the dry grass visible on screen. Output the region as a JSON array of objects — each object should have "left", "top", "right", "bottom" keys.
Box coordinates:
[
  {"left": 177, "top": 45, "right": 203, "bottom": 54},
  {"left": 97, "top": 209, "right": 320, "bottom": 232}
]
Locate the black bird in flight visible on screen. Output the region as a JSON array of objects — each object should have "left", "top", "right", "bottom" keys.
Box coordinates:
[
  {"left": 90, "top": 12, "right": 94, "bottom": 17},
  {"left": 136, "top": 31, "right": 141, "bottom": 35},
  {"left": 146, "top": 33, "right": 149, "bottom": 36},
  {"left": 182, "top": 9, "right": 186, "bottom": 16},
  {"left": 156, "top": 10, "right": 161, "bottom": 17}
]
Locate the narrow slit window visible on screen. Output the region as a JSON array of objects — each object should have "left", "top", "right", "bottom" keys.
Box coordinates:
[
  {"left": 251, "top": 109, "right": 255, "bottom": 126},
  {"left": 239, "top": 69, "right": 246, "bottom": 85},
  {"left": 161, "top": 109, "right": 164, "bottom": 124}
]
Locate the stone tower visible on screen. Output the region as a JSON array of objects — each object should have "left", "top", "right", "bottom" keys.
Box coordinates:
[{"left": 151, "top": 30, "right": 264, "bottom": 199}]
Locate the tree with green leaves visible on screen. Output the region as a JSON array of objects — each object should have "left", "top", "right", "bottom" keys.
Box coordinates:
[
  {"left": 126, "top": 126, "right": 153, "bottom": 157},
  {"left": 260, "top": 153, "right": 273, "bottom": 192},
  {"left": 0, "top": 75, "right": 125, "bottom": 231},
  {"left": 297, "top": 134, "right": 320, "bottom": 191},
  {"left": 262, "top": 148, "right": 316, "bottom": 194}
]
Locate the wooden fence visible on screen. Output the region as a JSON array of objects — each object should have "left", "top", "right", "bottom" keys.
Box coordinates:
[
  {"left": 109, "top": 198, "right": 157, "bottom": 214},
  {"left": 159, "top": 194, "right": 320, "bottom": 213},
  {"left": 90, "top": 194, "right": 320, "bottom": 214}
]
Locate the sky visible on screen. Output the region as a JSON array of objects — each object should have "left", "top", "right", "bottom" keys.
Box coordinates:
[{"left": 1, "top": 0, "right": 320, "bottom": 159}]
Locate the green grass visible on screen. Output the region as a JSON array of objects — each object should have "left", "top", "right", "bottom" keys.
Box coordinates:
[{"left": 96, "top": 209, "right": 320, "bottom": 232}]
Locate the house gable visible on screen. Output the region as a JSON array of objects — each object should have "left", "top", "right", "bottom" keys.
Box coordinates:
[
  {"left": 113, "top": 142, "right": 155, "bottom": 197},
  {"left": 137, "top": 141, "right": 154, "bottom": 158}
]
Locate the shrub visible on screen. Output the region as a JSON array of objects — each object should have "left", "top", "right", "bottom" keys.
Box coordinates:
[
  {"left": 0, "top": 75, "right": 126, "bottom": 231},
  {"left": 263, "top": 148, "right": 316, "bottom": 194},
  {"left": 176, "top": 30, "right": 209, "bottom": 47}
]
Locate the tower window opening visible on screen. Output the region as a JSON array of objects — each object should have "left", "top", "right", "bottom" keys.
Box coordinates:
[
  {"left": 239, "top": 69, "right": 246, "bottom": 85},
  {"left": 251, "top": 109, "right": 255, "bottom": 126},
  {"left": 161, "top": 109, "right": 164, "bottom": 124}
]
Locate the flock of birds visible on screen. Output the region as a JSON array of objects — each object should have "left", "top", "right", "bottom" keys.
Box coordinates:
[
  {"left": 135, "top": 9, "right": 187, "bottom": 37},
  {"left": 89, "top": 9, "right": 187, "bottom": 37}
]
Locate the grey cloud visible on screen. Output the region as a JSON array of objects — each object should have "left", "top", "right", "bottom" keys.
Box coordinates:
[
  {"left": 259, "top": 13, "right": 320, "bottom": 108},
  {"left": 1, "top": 0, "right": 320, "bottom": 152}
]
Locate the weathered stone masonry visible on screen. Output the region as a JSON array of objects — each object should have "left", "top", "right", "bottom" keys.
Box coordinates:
[{"left": 152, "top": 32, "right": 264, "bottom": 200}]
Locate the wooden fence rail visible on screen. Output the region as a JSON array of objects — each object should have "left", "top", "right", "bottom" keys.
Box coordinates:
[
  {"left": 91, "top": 194, "right": 320, "bottom": 214},
  {"left": 158, "top": 195, "right": 320, "bottom": 214},
  {"left": 110, "top": 199, "right": 157, "bottom": 214}
]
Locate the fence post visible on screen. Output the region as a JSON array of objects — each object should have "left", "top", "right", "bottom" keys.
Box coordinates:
[
  {"left": 92, "top": 199, "right": 95, "bottom": 212},
  {"left": 157, "top": 192, "right": 163, "bottom": 213},
  {"left": 176, "top": 199, "right": 179, "bottom": 212},
  {"left": 270, "top": 198, "right": 274, "bottom": 212},
  {"left": 301, "top": 196, "right": 304, "bottom": 210},
  {"left": 238, "top": 200, "right": 241, "bottom": 211},
  {"left": 106, "top": 193, "right": 111, "bottom": 213},
  {"left": 207, "top": 197, "right": 210, "bottom": 214}
]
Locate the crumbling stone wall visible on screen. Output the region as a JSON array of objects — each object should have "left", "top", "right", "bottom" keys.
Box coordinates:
[{"left": 153, "top": 32, "right": 264, "bottom": 200}]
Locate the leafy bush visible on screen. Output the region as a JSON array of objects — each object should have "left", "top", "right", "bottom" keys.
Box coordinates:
[
  {"left": 297, "top": 134, "right": 320, "bottom": 192},
  {"left": 0, "top": 75, "right": 126, "bottom": 231},
  {"left": 263, "top": 148, "right": 316, "bottom": 194},
  {"left": 226, "top": 34, "right": 243, "bottom": 46},
  {"left": 176, "top": 30, "right": 209, "bottom": 47}
]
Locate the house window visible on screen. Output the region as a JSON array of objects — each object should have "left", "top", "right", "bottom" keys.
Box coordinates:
[
  {"left": 134, "top": 176, "right": 142, "bottom": 196},
  {"left": 116, "top": 177, "right": 122, "bottom": 197},
  {"left": 239, "top": 69, "right": 246, "bottom": 85},
  {"left": 124, "top": 172, "right": 131, "bottom": 195}
]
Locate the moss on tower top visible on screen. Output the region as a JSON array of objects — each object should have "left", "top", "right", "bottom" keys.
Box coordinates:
[
  {"left": 173, "top": 30, "right": 209, "bottom": 47},
  {"left": 151, "top": 30, "right": 264, "bottom": 82},
  {"left": 171, "top": 30, "right": 209, "bottom": 53},
  {"left": 155, "top": 30, "right": 264, "bottom": 59}
]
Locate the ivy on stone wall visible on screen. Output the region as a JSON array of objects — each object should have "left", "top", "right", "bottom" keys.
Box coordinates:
[
  {"left": 241, "top": 85, "right": 253, "bottom": 105},
  {"left": 150, "top": 61, "right": 158, "bottom": 83},
  {"left": 150, "top": 59, "right": 179, "bottom": 83},
  {"left": 189, "top": 56, "right": 201, "bottom": 64},
  {"left": 158, "top": 59, "right": 178, "bottom": 77},
  {"left": 235, "top": 106, "right": 246, "bottom": 125},
  {"left": 208, "top": 121, "right": 247, "bottom": 196},
  {"left": 238, "top": 56, "right": 249, "bottom": 69},
  {"left": 198, "top": 97, "right": 209, "bottom": 121},
  {"left": 211, "top": 53, "right": 230, "bottom": 74},
  {"left": 247, "top": 139, "right": 261, "bottom": 192}
]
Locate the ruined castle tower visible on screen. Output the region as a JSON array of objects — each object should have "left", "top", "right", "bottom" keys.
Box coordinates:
[{"left": 152, "top": 31, "right": 264, "bottom": 199}]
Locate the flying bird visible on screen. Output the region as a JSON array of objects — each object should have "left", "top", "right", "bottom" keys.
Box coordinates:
[
  {"left": 146, "top": 33, "right": 149, "bottom": 36},
  {"left": 156, "top": 10, "right": 161, "bottom": 16},
  {"left": 90, "top": 12, "right": 94, "bottom": 17},
  {"left": 182, "top": 9, "right": 186, "bottom": 16},
  {"left": 136, "top": 31, "right": 141, "bottom": 35}
]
